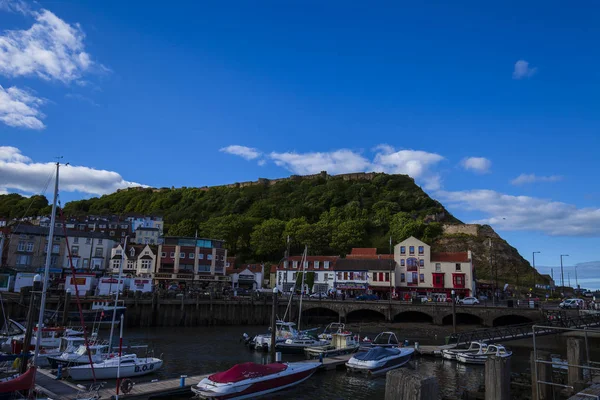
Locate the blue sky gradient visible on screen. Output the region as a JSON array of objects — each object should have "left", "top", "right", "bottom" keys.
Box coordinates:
[{"left": 0, "top": 1, "right": 598, "bottom": 287}]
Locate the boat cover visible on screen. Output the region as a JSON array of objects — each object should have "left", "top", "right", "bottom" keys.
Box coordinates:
[
  {"left": 0, "top": 367, "right": 35, "bottom": 393},
  {"left": 353, "top": 347, "right": 400, "bottom": 361},
  {"left": 209, "top": 362, "right": 287, "bottom": 383}
]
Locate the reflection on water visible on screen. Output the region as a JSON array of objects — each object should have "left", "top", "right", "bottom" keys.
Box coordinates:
[{"left": 116, "top": 325, "right": 598, "bottom": 400}]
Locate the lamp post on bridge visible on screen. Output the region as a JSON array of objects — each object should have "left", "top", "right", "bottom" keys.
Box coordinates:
[
  {"left": 532, "top": 251, "right": 540, "bottom": 293},
  {"left": 560, "top": 254, "right": 569, "bottom": 294},
  {"left": 451, "top": 290, "right": 456, "bottom": 334},
  {"left": 270, "top": 286, "right": 279, "bottom": 363}
]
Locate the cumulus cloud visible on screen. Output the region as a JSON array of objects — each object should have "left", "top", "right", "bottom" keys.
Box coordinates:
[
  {"left": 460, "top": 157, "right": 492, "bottom": 174},
  {"left": 220, "top": 145, "right": 262, "bottom": 160},
  {"left": 511, "top": 174, "right": 563, "bottom": 185},
  {"left": 436, "top": 189, "right": 600, "bottom": 237},
  {"left": 0, "top": 85, "right": 45, "bottom": 129},
  {"left": 0, "top": 146, "right": 147, "bottom": 196},
  {"left": 513, "top": 60, "right": 537, "bottom": 79},
  {"left": 270, "top": 149, "right": 371, "bottom": 175},
  {"left": 0, "top": 8, "right": 94, "bottom": 83},
  {"left": 0, "top": 0, "right": 31, "bottom": 14}
]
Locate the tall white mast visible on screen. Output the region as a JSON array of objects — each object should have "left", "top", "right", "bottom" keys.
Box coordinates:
[
  {"left": 108, "top": 236, "right": 127, "bottom": 350},
  {"left": 33, "top": 162, "right": 60, "bottom": 366},
  {"left": 297, "top": 246, "right": 308, "bottom": 331}
]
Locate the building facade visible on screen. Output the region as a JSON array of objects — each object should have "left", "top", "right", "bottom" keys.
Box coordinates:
[
  {"left": 126, "top": 215, "right": 164, "bottom": 236},
  {"left": 110, "top": 244, "right": 156, "bottom": 278},
  {"left": 227, "top": 264, "right": 264, "bottom": 291},
  {"left": 133, "top": 227, "right": 160, "bottom": 245},
  {"left": 275, "top": 256, "right": 338, "bottom": 294},
  {"left": 394, "top": 236, "right": 475, "bottom": 299},
  {"left": 63, "top": 232, "right": 115, "bottom": 272},
  {"left": 154, "top": 237, "right": 228, "bottom": 287}
]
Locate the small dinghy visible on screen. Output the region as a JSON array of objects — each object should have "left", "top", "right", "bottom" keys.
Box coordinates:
[
  {"left": 441, "top": 342, "right": 488, "bottom": 361},
  {"left": 456, "top": 344, "right": 512, "bottom": 365},
  {"left": 346, "top": 346, "right": 414, "bottom": 376},
  {"left": 191, "top": 361, "right": 320, "bottom": 399}
]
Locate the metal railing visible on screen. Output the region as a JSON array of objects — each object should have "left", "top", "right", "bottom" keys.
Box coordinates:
[{"left": 533, "top": 324, "right": 600, "bottom": 400}]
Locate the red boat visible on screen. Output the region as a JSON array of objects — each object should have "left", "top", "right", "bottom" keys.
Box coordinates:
[{"left": 191, "top": 362, "right": 320, "bottom": 399}]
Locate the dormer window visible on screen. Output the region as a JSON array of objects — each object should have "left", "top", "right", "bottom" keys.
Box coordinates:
[{"left": 130, "top": 248, "right": 135, "bottom": 256}]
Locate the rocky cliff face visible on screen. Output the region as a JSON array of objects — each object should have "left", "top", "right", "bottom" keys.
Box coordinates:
[{"left": 432, "top": 224, "right": 549, "bottom": 287}]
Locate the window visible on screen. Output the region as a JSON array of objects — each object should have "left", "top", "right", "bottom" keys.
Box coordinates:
[
  {"left": 161, "top": 252, "right": 166, "bottom": 258},
  {"left": 283, "top": 261, "right": 288, "bottom": 269},
  {"left": 82, "top": 259, "right": 89, "bottom": 268},
  {"left": 455, "top": 263, "right": 462, "bottom": 271},
  {"left": 207, "top": 254, "right": 213, "bottom": 261},
  {"left": 433, "top": 273, "right": 444, "bottom": 287},
  {"left": 400, "top": 259, "right": 405, "bottom": 266},
  {"left": 95, "top": 248, "right": 103, "bottom": 257},
  {"left": 16, "top": 255, "right": 30, "bottom": 265},
  {"left": 121, "top": 232, "right": 126, "bottom": 237},
  {"left": 400, "top": 273, "right": 405, "bottom": 282},
  {"left": 435, "top": 263, "right": 441, "bottom": 272},
  {"left": 71, "top": 258, "right": 79, "bottom": 267},
  {"left": 419, "top": 274, "right": 425, "bottom": 283},
  {"left": 198, "top": 254, "right": 204, "bottom": 260},
  {"left": 304, "top": 261, "right": 308, "bottom": 269},
  {"left": 110, "top": 231, "right": 115, "bottom": 236},
  {"left": 50, "top": 255, "right": 58, "bottom": 267},
  {"left": 418, "top": 246, "right": 424, "bottom": 255},
  {"left": 52, "top": 244, "right": 60, "bottom": 254},
  {"left": 400, "top": 246, "right": 406, "bottom": 255},
  {"left": 292, "top": 272, "right": 297, "bottom": 280},
  {"left": 98, "top": 239, "right": 103, "bottom": 245},
  {"left": 144, "top": 250, "right": 150, "bottom": 255},
  {"left": 113, "top": 259, "right": 121, "bottom": 269},
  {"left": 86, "top": 238, "right": 91, "bottom": 244},
  {"left": 385, "top": 272, "right": 390, "bottom": 282},
  {"left": 54, "top": 236, "right": 60, "bottom": 241},
  {"left": 314, "top": 261, "right": 320, "bottom": 269},
  {"left": 141, "top": 260, "right": 152, "bottom": 269},
  {"left": 324, "top": 261, "right": 330, "bottom": 269},
  {"left": 197, "top": 265, "right": 210, "bottom": 272},
  {"left": 26, "top": 242, "right": 34, "bottom": 252},
  {"left": 323, "top": 273, "right": 329, "bottom": 281},
  {"left": 170, "top": 252, "right": 175, "bottom": 258},
  {"left": 72, "top": 246, "right": 79, "bottom": 255},
  {"left": 409, "top": 246, "right": 415, "bottom": 255},
  {"left": 180, "top": 252, "right": 185, "bottom": 258},
  {"left": 292, "top": 261, "right": 298, "bottom": 269},
  {"left": 189, "top": 253, "right": 195, "bottom": 259},
  {"left": 419, "top": 259, "right": 425, "bottom": 267},
  {"left": 73, "top": 237, "right": 79, "bottom": 244},
  {"left": 116, "top": 249, "right": 122, "bottom": 255},
  {"left": 373, "top": 272, "right": 378, "bottom": 282},
  {"left": 343, "top": 272, "right": 348, "bottom": 280},
  {"left": 453, "top": 274, "right": 465, "bottom": 287},
  {"left": 17, "top": 241, "right": 25, "bottom": 251}
]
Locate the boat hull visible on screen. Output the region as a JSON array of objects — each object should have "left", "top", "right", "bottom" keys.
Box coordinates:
[
  {"left": 192, "top": 363, "right": 319, "bottom": 400},
  {"left": 456, "top": 353, "right": 512, "bottom": 365},
  {"left": 68, "top": 359, "right": 163, "bottom": 381},
  {"left": 305, "top": 345, "right": 360, "bottom": 359},
  {"left": 346, "top": 350, "right": 414, "bottom": 376}
]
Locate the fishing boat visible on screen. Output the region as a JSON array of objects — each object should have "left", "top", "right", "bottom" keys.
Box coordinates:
[
  {"left": 317, "top": 322, "right": 346, "bottom": 340},
  {"left": 191, "top": 361, "right": 320, "bottom": 399},
  {"left": 47, "top": 343, "right": 110, "bottom": 368},
  {"left": 253, "top": 321, "right": 299, "bottom": 352},
  {"left": 68, "top": 353, "right": 163, "bottom": 380},
  {"left": 441, "top": 342, "right": 488, "bottom": 361},
  {"left": 359, "top": 331, "right": 400, "bottom": 350},
  {"left": 346, "top": 346, "right": 414, "bottom": 375},
  {"left": 305, "top": 331, "right": 360, "bottom": 359},
  {"left": 456, "top": 344, "right": 512, "bottom": 365},
  {"left": 275, "top": 334, "right": 329, "bottom": 354}
]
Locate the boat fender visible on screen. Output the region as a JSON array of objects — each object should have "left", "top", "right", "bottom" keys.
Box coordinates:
[{"left": 121, "top": 378, "right": 134, "bottom": 394}]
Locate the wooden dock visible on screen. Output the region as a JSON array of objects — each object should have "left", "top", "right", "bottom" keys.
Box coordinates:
[
  {"left": 35, "top": 355, "right": 353, "bottom": 399},
  {"left": 568, "top": 383, "right": 600, "bottom": 400}
]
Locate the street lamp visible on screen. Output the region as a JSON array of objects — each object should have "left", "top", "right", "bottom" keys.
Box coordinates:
[
  {"left": 451, "top": 290, "right": 456, "bottom": 333},
  {"left": 532, "top": 251, "right": 540, "bottom": 291},
  {"left": 560, "top": 254, "right": 569, "bottom": 291},
  {"left": 575, "top": 265, "right": 579, "bottom": 290},
  {"left": 270, "top": 287, "right": 279, "bottom": 363}
]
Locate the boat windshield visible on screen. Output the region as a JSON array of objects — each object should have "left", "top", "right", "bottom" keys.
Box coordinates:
[
  {"left": 374, "top": 332, "right": 398, "bottom": 345},
  {"left": 75, "top": 346, "right": 87, "bottom": 356}
]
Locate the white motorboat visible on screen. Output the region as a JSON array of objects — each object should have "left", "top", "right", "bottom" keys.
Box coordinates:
[
  {"left": 275, "top": 335, "right": 329, "bottom": 354},
  {"left": 47, "top": 343, "right": 110, "bottom": 369},
  {"left": 442, "top": 342, "right": 488, "bottom": 360},
  {"left": 305, "top": 331, "right": 360, "bottom": 359},
  {"left": 254, "top": 321, "right": 299, "bottom": 351},
  {"left": 68, "top": 353, "right": 163, "bottom": 381},
  {"left": 192, "top": 361, "right": 320, "bottom": 399},
  {"left": 346, "top": 346, "right": 414, "bottom": 375},
  {"left": 359, "top": 331, "right": 400, "bottom": 350},
  {"left": 318, "top": 322, "right": 346, "bottom": 340},
  {"left": 456, "top": 344, "right": 512, "bottom": 365}
]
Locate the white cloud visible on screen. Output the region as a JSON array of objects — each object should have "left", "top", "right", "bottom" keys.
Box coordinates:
[
  {"left": 513, "top": 60, "right": 537, "bottom": 79},
  {"left": 436, "top": 189, "right": 600, "bottom": 237},
  {"left": 511, "top": 174, "right": 563, "bottom": 185},
  {"left": 0, "top": 9, "right": 93, "bottom": 83},
  {"left": 0, "top": 85, "right": 45, "bottom": 129},
  {"left": 0, "top": 146, "right": 147, "bottom": 196},
  {"left": 373, "top": 148, "right": 444, "bottom": 177},
  {"left": 220, "top": 145, "right": 262, "bottom": 160},
  {"left": 270, "top": 149, "right": 371, "bottom": 175},
  {"left": 460, "top": 157, "right": 491, "bottom": 174},
  {"left": 0, "top": 0, "right": 31, "bottom": 14}
]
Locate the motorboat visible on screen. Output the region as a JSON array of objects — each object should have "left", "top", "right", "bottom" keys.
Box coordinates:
[
  {"left": 318, "top": 322, "right": 346, "bottom": 341},
  {"left": 253, "top": 321, "right": 299, "bottom": 352},
  {"left": 275, "top": 335, "right": 329, "bottom": 354},
  {"left": 456, "top": 344, "right": 512, "bottom": 365},
  {"left": 359, "top": 331, "right": 400, "bottom": 350},
  {"left": 47, "top": 343, "right": 110, "bottom": 368},
  {"left": 346, "top": 347, "right": 414, "bottom": 375},
  {"left": 305, "top": 331, "right": 360, "bottom": 359},
  {"left": 441, "top": 342, "right": 488, "bottom": 361},
  {"left": 191, "top": 361, "right": 320, "bottom": 399},
  {"left": 68, "top": 353, "right": 163, "bottom": 380}
]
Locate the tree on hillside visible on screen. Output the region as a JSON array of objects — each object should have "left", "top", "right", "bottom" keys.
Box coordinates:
[
  {"left": 250, "top": 218, "right": 286, "bottom": 260},
  {"left": 168, "top": 219, "right": 198, "bottom": 237},
  {"left": 330, "top": 220, "right": 366, "bottom": 255}
]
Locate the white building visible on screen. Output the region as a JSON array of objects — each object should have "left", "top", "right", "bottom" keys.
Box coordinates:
[
  {"left": 109, "top": 244, "right": 156, "bottom": 278},
  {"left": 133, "top": 227, "right": 161, "bottom": 245},
  {"left": 394, "top": 236, "right": 475, "bottom": 299},
  {"left": 227, "top": 264, "right": 264, "bottom": 291},
  {"left": 63, "top": 232, "right": 115, "bottom": 272},
  {"left": 275, "top": 256, "right": 337, "bottom": 294}
]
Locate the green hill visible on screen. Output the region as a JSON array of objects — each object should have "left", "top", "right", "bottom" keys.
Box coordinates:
[{"left": 0, "top": 172, "right": 547, "bottom": 287}]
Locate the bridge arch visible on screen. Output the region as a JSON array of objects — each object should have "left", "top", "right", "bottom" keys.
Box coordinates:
[
  {"left": 346, "top": 309, "right": 386, "bottom": 322},
  {"left": 300, "top": 307, "right": 340, "bottom": 324},
  {"left": 492, "top": 314, "right": 533, "bottom": 327},
  {"left": 442, "top": 313, "right": 483, "bottom": 326},
  {"left": 393, "top": 311, "right": 434, "bottom": 323}
]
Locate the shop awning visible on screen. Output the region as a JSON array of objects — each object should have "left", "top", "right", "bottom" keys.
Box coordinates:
[{"left": 335, "top": 282, "right": 368, "bottom": 290}]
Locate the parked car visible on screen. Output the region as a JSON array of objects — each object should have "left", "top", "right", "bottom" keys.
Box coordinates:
[
  {"left": 458, "top": 297, "right": 480, "bottom": 305},
  {"left": 559, "top": 298, "right": 584, "bottom": 309},
  {"left": 309, "top": 292, "right": 328, "bottom": 299},
  {"left": 356, "top": 294, "right": 378, "bottom": 301},
  {"left": 415, "top": 295, "right": 429, "bottom": 303}
]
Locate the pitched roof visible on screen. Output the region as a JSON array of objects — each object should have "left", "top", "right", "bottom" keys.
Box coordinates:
[
  {"left": 349, "top": 248, "right": 377, "bottom": 256},
  {"left": 430, "top": 252, "right": 470, "bottom": 263},
  {"left": 12, "top": 225, "right": 112, "bottom": 239},
  {"left": 226, "top": 264, "right": 263, "bottom": 276},
  {"left": 335, "top": 258, "right": 395, "bottom": 271}
]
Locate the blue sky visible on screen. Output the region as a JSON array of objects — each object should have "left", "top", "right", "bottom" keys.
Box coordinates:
[{"left": 0, "top": 1, "right": 598, "bottom": 287}]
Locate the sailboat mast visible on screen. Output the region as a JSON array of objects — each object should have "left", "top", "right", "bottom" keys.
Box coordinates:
[
  {"left": 108, "top": 237, "right": 127, "bottom": 350},
  {"left": 297, "top": 246, "right": 308, "bottom": 331},
  {"left": 33, "top": 162, "right": 60, "bottom": 366}
]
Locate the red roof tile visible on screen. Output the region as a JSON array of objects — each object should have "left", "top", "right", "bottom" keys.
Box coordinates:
[
  {"left": 349, "top": 248, "right": 377, "bottom": 256},
  {"left": 431, "top": 252, "right": 470, "bottom": 263}
]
